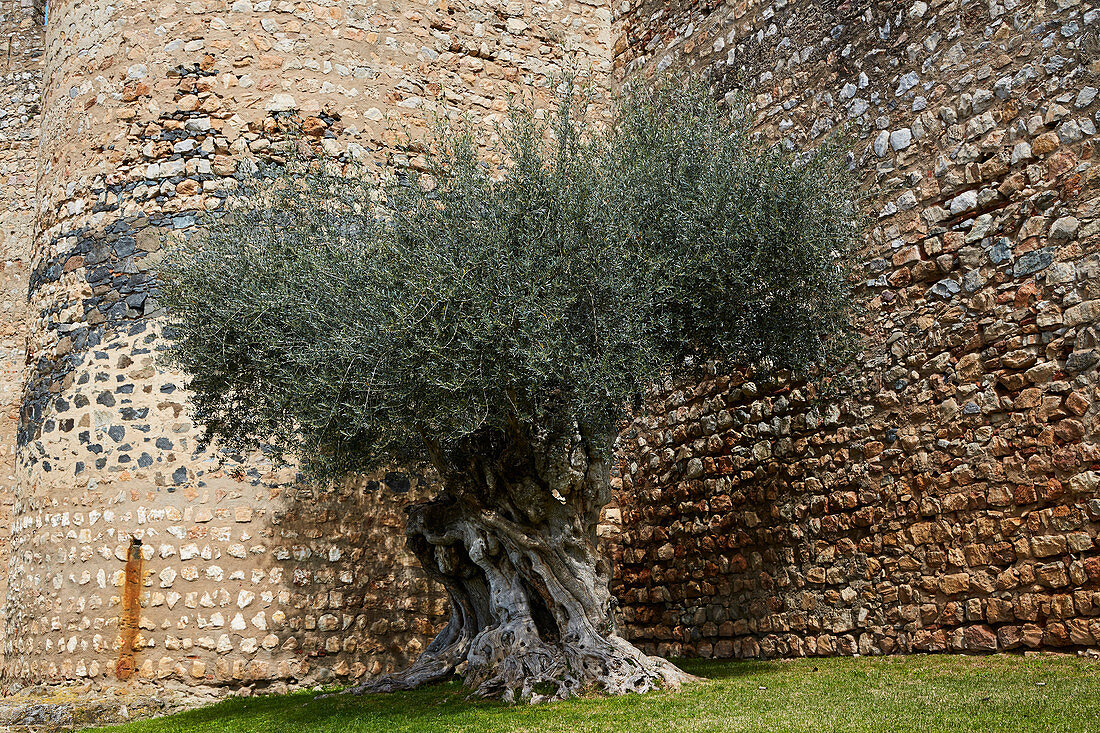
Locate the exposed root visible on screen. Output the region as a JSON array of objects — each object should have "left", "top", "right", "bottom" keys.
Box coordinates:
[
  {"left": 467, "top": 631, "right": 695, "bottom": 703},
  {"left": 333, "top": 609, "right": 472, "bottom": 696},
  {"left": 341, "top": 654, "right": 457, "bottom": 695},
  {"left": 334, "top": 628, "right": 693, "bottom": 703},
  {"left": 333, "top": 422, "right": 696, "bottom": 703}
]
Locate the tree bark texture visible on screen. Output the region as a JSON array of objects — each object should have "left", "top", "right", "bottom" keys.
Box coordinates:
[{"left": 347, "top": 423, "right": 694, "bottom": 703}]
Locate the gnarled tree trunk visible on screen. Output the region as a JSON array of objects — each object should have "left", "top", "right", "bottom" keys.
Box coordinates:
[{"left": 347, "top": 423, "right": 694, "bottom": 703}]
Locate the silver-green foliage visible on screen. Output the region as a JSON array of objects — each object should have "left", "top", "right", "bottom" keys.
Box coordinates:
[{"left": 159, "top": 77, "right": 862, "bottom": 477}]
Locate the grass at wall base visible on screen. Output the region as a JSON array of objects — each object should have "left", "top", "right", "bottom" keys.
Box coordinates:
[{"left": 94, "top": 654, "right": 1100, "bottom": 733}]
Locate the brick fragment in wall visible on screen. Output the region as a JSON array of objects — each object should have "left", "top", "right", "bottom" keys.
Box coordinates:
[{"left": 608, "top": 0, "right": 1100, "bottom": 661}]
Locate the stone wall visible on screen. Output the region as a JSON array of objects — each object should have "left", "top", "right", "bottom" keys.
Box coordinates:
[
  {"left": 4, "top": 0, "right": 612, "bottom": 690},
  {"left": 611, "top": 0, "right": 1100, "bottom": 659},
  {"left": 0, "top": 0, "right": 42, "bottom": 673},
  {"left": 4, "top": 0, "right": 1100, "bottom": 696}
]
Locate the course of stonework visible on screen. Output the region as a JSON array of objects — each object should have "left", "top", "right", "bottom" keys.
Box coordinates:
[
  {"left": 0, "top": 0, "right": 1097, "bottom": 704},
  {"left": 612, "top": 0, "right": 1100, "bottom": 659}
]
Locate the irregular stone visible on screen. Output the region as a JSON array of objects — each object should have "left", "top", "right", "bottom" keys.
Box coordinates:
[
  {"left": 949, "top": 189, "right": 978, "bottom": 214},
  {"left": 1012, "top": 248, "right": 1054, "bottom": 277},
  {"left": 873, "top": 130, "right": 890, "bottom": 157},
  {"left": 266, "top": 93, "right": 297, "bottom": 112},
  {"left": 1049, "top": 217, "right": 1079, "bottom": 242},
  {"left": 889, "top": 128, "right": 913, "bottom": 151}
]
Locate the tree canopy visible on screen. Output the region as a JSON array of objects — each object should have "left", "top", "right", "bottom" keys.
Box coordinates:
[{"left": 159, "top": 76, "right": 862, "bottom": 478}]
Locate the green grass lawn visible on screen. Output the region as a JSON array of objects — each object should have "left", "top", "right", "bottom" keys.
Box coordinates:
[{"left": 94, "top": 654, "right": 1100, "bottom": 733}]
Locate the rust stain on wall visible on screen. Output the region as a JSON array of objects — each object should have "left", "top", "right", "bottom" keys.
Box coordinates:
[{"left": 115, "top": 538, "right": 143, "bottom": 680}]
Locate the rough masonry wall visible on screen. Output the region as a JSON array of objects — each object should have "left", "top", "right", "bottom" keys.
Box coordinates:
[
  {"left": 0, "top": 0, "right": 42, "bottom": 672},
  {"left": 612, "top": 0, "right": 1100, "bottom": 659},
  {"left": 6, "top": 0, "right": 611, "bottom": 689}
]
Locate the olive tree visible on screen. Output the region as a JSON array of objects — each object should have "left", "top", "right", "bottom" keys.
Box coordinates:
[{"left": 159, "top": 77, "right": 861, "bottom": 702}]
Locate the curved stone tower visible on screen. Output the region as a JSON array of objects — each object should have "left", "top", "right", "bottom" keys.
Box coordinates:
[
  {"left": 0, "top": 0, "right": 42, "bottom": 678},
  {"left": 4, "top": 0, "right": 611, "bottom": 689}
]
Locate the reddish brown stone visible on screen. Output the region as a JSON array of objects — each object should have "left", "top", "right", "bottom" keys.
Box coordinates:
[
  {"left": 1043, "top": 623, "right": 1071, "bottom": 647},
  {"left": 1021, "top": 624, "right": 1044, "bottom": 648},
  {"left": 1032, "top": 132, "right": 1059, "bottom": 155},
  {"left": 1084, "top": 557, "right": 1100, "bottom": 581},
  {"left": 940, "top": 573, "right": 971, "bottom": 595},
  {"left": 888, "top": 267, "right": 912, "bottom": 286},
  {"left": 121, "top": 81, "right": 151, "bottom": 102},
  {"left": 962, "top": 624, "right": 998, "bottom": 651},
  {"left": 1065, "top": 392, "right": 1089, "bottom": 416},
  {"left": 1066, "top": 619, "right": 1095, "bottom": 646},
  {"left": 1055, "top": 419, "right": 1086, "bottom": 442},
  {"left": 176, "top": 179, "right": 202, "bottom": 196},
  {"left": 986, "top": 598, "right": 1015, "bottom": 623},
  {"left": 302, "top": 117, "right": 328, "bottom": 137},
  {"left": 997, "top": 626, "right": 1022, "bottom": 649}
]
